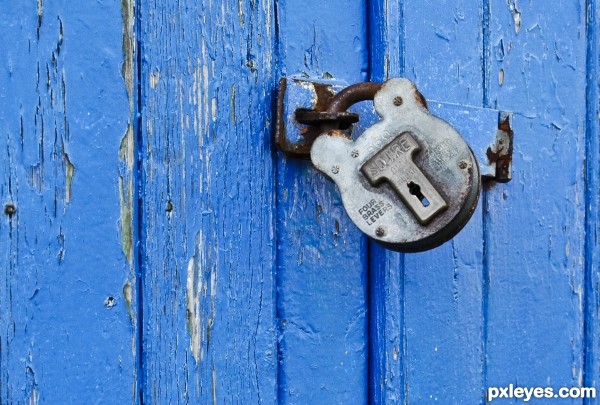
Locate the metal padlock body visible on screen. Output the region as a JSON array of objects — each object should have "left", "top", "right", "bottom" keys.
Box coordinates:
[{"left": 311, "top": 78, "right": 481, "bottom": 252}]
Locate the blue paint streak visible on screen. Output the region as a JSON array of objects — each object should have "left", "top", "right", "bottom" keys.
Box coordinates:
[
  {"left": 276, "top": 1, "right": 370, "bottom": 403},
  {"left": 481, "top": 187, "right": 491, "bottom": 402},
  {"left": 482, "top": 0, "right": 491, "bottom": 108},
  {"left": 134, "top": 0, "right": 144, "bottom": 402},
  {"left": 584, "top": 0, "right": 599, "bottom": 400},
  {"left": 367, "top": 1, "right": 406, "bottom": 403},
  {"left": 481, "top": 1, "right": 491, "bottom": 401}
]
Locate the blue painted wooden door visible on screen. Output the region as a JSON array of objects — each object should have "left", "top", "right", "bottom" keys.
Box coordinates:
[{"left": 1, "top": 0, "right": 599, "bottom": 404}]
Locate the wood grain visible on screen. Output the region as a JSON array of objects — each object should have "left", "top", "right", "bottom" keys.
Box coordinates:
[
  {"left": 484, "top": 1, "right": 587, "bottom": 392},
  {"left": 139, "top": 0, "right": 277, "bottom": 402},
  {"left": 275, "top": 1, "right": 370, "bottom": 403},
  {"left": 0, "top": 1, "right": 138, "bottom": 402},
  {"left": 370, "top": 0, "right": 593, "bottom": 403}
]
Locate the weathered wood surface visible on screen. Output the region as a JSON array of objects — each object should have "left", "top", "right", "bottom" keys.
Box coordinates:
[
  {"left": 1, "top": 1, "right": 598, "bottom": 403},
  {"left": 0, "top": 1, "right": 139, "bottom": 403},
  {"left": 139, "top": 0, "right": 278, "bottom": 403},
  {"left": 370, "top": 0, "right": 594, "bottom": 403},
  {"left": 483, "top": 1, "right": 587, "bottom": 396},
  {"left": 275, "top": 1, "right": 370, "bottom": 403}
]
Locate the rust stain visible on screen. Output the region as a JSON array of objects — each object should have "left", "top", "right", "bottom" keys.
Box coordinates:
[
  {"left": 414, "top": 88, "right": 428, "bottom": 109},
  {"left": 486, "top": 114, "right": 514, "bottom": 183}
]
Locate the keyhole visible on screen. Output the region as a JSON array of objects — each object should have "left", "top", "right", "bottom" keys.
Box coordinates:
[{"left": 407, "top": 181, "right": 430, "bottom": 207}]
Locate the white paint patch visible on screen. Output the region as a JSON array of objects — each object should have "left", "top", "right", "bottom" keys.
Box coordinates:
[
  {"left": 507, "top": 0, "right": 522, "bottom": 34},
  {"left": 64, "top": 153, "right": 75, "bottom": 202},
  {"left": 28, "top": 387, "right": 38, "bottom": 405},
  {"left": 211, "top": 97, "right": 217, "bottom": 121},
  {"left": 150, "top": 69, "right": 160, "bottom": 89},
  {"left": 37, "top": 0, "right": 43, "bottom": 20},
  {"left": 212, "top": 367, "right": 217, "bottom": 404},
  {"left": 119, "top": 125, "right": 135, "bottom": 169},
  {"left": 187, "top": 256, "right": 201, "bottom": 362}
]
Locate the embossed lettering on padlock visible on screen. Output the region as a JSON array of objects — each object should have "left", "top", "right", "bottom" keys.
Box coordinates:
[
  {"left": 310, "top": 78, "right": 481, "bottom": 252},
  {"left": 360, "top": 132, "right": 448, "bottom": 225}
]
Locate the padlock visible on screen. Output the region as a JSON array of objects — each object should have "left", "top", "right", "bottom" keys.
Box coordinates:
[{"left": 310, "top": 78, "right": 481, "bottom": 252}]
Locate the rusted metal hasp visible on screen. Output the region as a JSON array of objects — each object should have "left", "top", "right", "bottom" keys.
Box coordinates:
[{"left": 275, "top": 76, "right": 513, "bottom": 182}]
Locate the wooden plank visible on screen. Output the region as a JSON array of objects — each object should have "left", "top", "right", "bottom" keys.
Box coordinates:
[
  {"left": 0, "top": 2, "right": 139, "bottom": 403},
  {"left": 585, "top": 0, "right": 600, "bottom": 396},
  {"left": 369, "top": 0, "right": 487, "bottom": 402},
  {"left": 485, "top": 0, "right": 587, "bottom": 393},
  {"left": 276, "top": 0, "right": 370, "bottom": 403},
  {"left": 367, "top": 6, "right": 405, "bottom": 402},
  {"left": 139, "top": 0, "right": 278, "bottom": 402}
]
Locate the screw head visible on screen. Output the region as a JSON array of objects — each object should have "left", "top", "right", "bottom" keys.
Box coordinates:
[
  {"left": 351, "top": 150, "right": 359, "bottom": 158},
  {"left": 375, "top": 227, "right": 385, "bottom": 237},
  {"left": 331, "top": 165, "right": 340, "bottom": 174},
  {"left": 459, "top": 160, "right": 469, "bottom": 169},
  {"left": 393, "top": 96, "right": 403, "bottom": 106},
  {"left": 4, "top": 203, "right": 16, "bottom": 217}
]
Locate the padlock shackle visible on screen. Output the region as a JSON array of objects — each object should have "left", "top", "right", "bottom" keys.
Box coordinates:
[{"left": 326, "top": 82, "right": 382, "bottom": 114}]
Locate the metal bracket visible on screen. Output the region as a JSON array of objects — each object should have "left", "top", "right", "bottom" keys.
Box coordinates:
[{"left": 275, "top": 76, "right": 513, "bottom": 182}]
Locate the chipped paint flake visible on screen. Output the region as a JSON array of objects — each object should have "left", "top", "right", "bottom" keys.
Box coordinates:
[
  {"left": 28, "top": 387, "right": 38, "bottom": 405},
  {"left": 186, "top": 256, "right": 201, "bottom": 362},
  {"left": 118, "top": 175, "right": 133, "bottom": 263},
  {"left": 36, "top": 0, "right": 43, "bottom": 32},
  {"left": 186, "top": 232, "right": 218, "bottom": 364},
  {"left": 64, "top": 153, "right": 74, "bottom": 202},
  {"left": 150, "top": 69, "right": 160, "bottom": 89},
  {"left": 507, "top": 0, "right": 522, "bottom": 34},
  {"left": 230, "top": 85, "right": 236, "bottom": 124},
  {"left": 211, "top": 97, "right": 217, "bottom": 121},
  {"left": 119, "top": 0, "right": 135, "bottom": 264},
  {"left": 212, "top": 367, "right": 217, "bottom": 405},
  {"left": 123, "top": 280, "right": 134, "bottom": 321},
  {"left": 121, "top": 0, "right": 135, "bottom": 103},
  {"left": 119, "top": 125, "right": 135, "bottom": 169}
]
